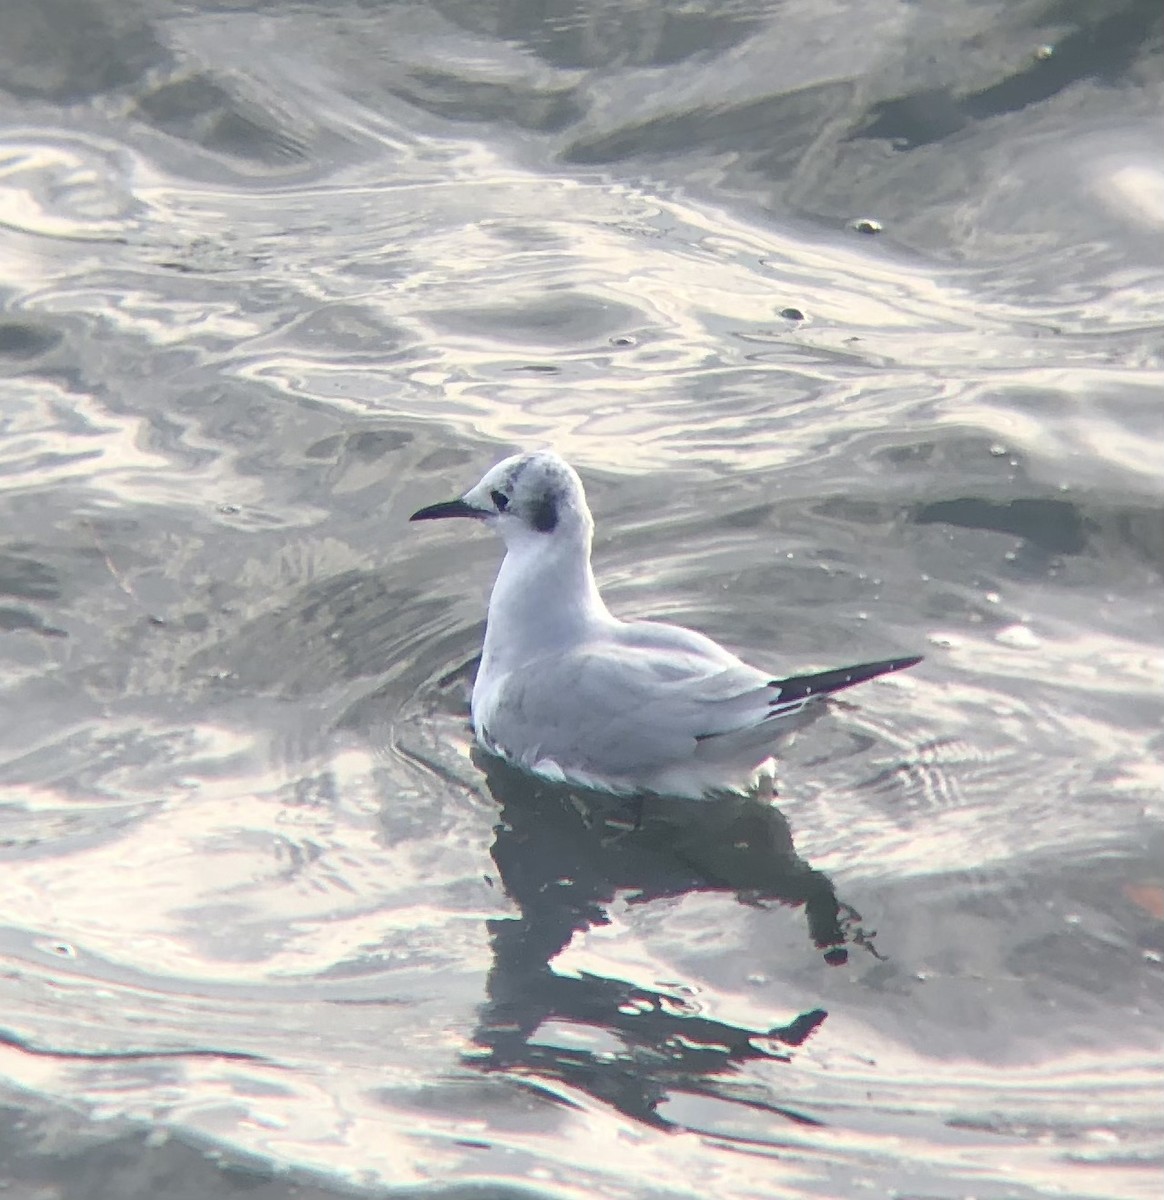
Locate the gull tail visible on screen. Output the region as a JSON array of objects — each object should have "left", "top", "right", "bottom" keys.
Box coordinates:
[
  {"left": 770, "top": 655, "right": 922, "bottom": 708},
  {"left": 692, "top": 654, "right": 922, "bottom": 769}
]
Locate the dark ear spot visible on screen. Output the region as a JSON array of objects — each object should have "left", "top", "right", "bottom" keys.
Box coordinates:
[{"left": 531, "top": 494, "right": 558, "bottom": 533}]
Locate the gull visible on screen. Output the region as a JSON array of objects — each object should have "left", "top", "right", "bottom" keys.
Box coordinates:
[{"left": 411, "top": 450, "right": 920, "bottom": 799}]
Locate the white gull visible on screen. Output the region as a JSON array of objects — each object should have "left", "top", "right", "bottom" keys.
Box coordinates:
[{"left": 411, "top": 450, "right": 920, "bottom": 799}]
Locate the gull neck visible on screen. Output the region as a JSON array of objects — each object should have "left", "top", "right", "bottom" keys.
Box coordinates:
[{"left": 483, "top": 524, "right": 612, "bottom": 666}]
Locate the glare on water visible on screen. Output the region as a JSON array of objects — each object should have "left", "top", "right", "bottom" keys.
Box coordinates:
[{"left": 1, "top": 2, "right": 1162, "bottom": 1198}]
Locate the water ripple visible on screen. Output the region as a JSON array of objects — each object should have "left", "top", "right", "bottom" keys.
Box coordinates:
[{"left": 1, "top": 3, "right": 1161, "bottom": 1197}]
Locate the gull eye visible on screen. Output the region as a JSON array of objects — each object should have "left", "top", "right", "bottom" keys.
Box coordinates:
[{"left": 490, "top": 489, "right": 509, "bottom": 512}]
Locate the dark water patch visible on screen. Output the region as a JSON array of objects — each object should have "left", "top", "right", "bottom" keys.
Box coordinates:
[
  {"left": 427, "top": 294, "right": 641, "bottom": 347},
  {"left": 343, "top": 429, "right": 414, "bottom": 463},
  {"left": 459, "top": 0, "right": 762, "bottom": 70},
  {"left": 0, "top": 1025, "right": 268, "bottom": 1065},
  {"left": 0, "top": 606, "right": 66, "bottom": 637},
  {"left": 0, "top": 322, "right": 63, "bottom": 362},
  {"left": 0, "top": 1099, "right": 364, "bottom": 1200},
  {"left": 857, "top": 1, "right": 1164, "bottom": 150},
  {"left": 0, "top": 554, "right": 60, "bottom": 601},
  {"left": 563, "top": 80, "right": 848, "bottom": 167},
  {"left": 0, "top": 0, "right": 163, "bottom": 101},
  {"left": 132, "top": 73, "right": 312, "bottom": 166},
  {"left": 914, "top": 497, "right": 1088, "bottom": 555},
  {"left": 271, "top": 304, "right": 412, "bottom": 358},
  {"left": 182, "top": 562, "right": 479, "bottom": 704},
  {"left": 913, "top": 494, "right": 1164, "bottom": 572},
  {"left": 393, "top": 68, "right": 582, "bottom": 132}
]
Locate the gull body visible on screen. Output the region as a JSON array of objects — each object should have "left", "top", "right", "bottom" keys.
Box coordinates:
[{"left": 411, "top": 450, "right": 920, "bottom": 799}]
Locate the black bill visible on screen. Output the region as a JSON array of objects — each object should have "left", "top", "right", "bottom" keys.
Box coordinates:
[{"left": 409, "top": 498, "right": 489, "bottom": 522}]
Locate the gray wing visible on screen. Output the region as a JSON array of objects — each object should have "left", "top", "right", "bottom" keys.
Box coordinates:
[{"left": 481, "top": 641, "right": 773, "bottom": 778}]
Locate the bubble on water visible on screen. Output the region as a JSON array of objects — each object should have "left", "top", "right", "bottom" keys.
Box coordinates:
[
  {"left": 659, "top": 994, "right": 700, "bottom": 1017},
  {"left": 851, "top": 217, "right": 882, "bottom": 235},
  {"left": 246, "top": 1112, "right": 288, "bottom": 1131},
  {"left": 37, "top": 939, "right": 77, "bottom": 958},
  {"left": 609, "top": 334, "right": 636, "bottom": 347},
  {"left": 996, "top": 624, "right": 1041, "bottom": 649},
  {"left": 779, "top": 306, "right": 806, "bottom": 320},
  {"left": 1034, "top": 43, "right": 1054, "bottom": 60},
  {"left": 927, "top": 632, "right": 961, "bottom": 649},
  {"left": 985, "top": 591, "right": 1000, "bottom": 604},
  {"left": 989, "top": 443, "right": 1007, "bottom": 457}
]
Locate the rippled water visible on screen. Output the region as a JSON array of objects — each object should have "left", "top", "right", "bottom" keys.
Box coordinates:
[{"left": 1, "top": 1, "right": 1162, "bottom": 1197}]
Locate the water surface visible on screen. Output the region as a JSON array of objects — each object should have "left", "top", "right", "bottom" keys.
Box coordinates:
[{"left": 1, "top": 2, "right": 1162, "bottom": 1198}]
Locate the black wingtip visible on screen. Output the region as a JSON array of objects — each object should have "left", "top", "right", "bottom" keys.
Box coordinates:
[{"left": 770, "top": 654, "right": 923, "bottom": 705}]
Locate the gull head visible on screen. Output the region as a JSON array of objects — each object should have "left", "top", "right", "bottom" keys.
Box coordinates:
[{"left": 410, "top": 450, "right": 591, "bottom": 546}]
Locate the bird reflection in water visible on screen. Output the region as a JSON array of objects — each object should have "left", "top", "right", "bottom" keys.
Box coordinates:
[{"left": 468, "top": 750, "right": 881, "bottom": 1129}]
